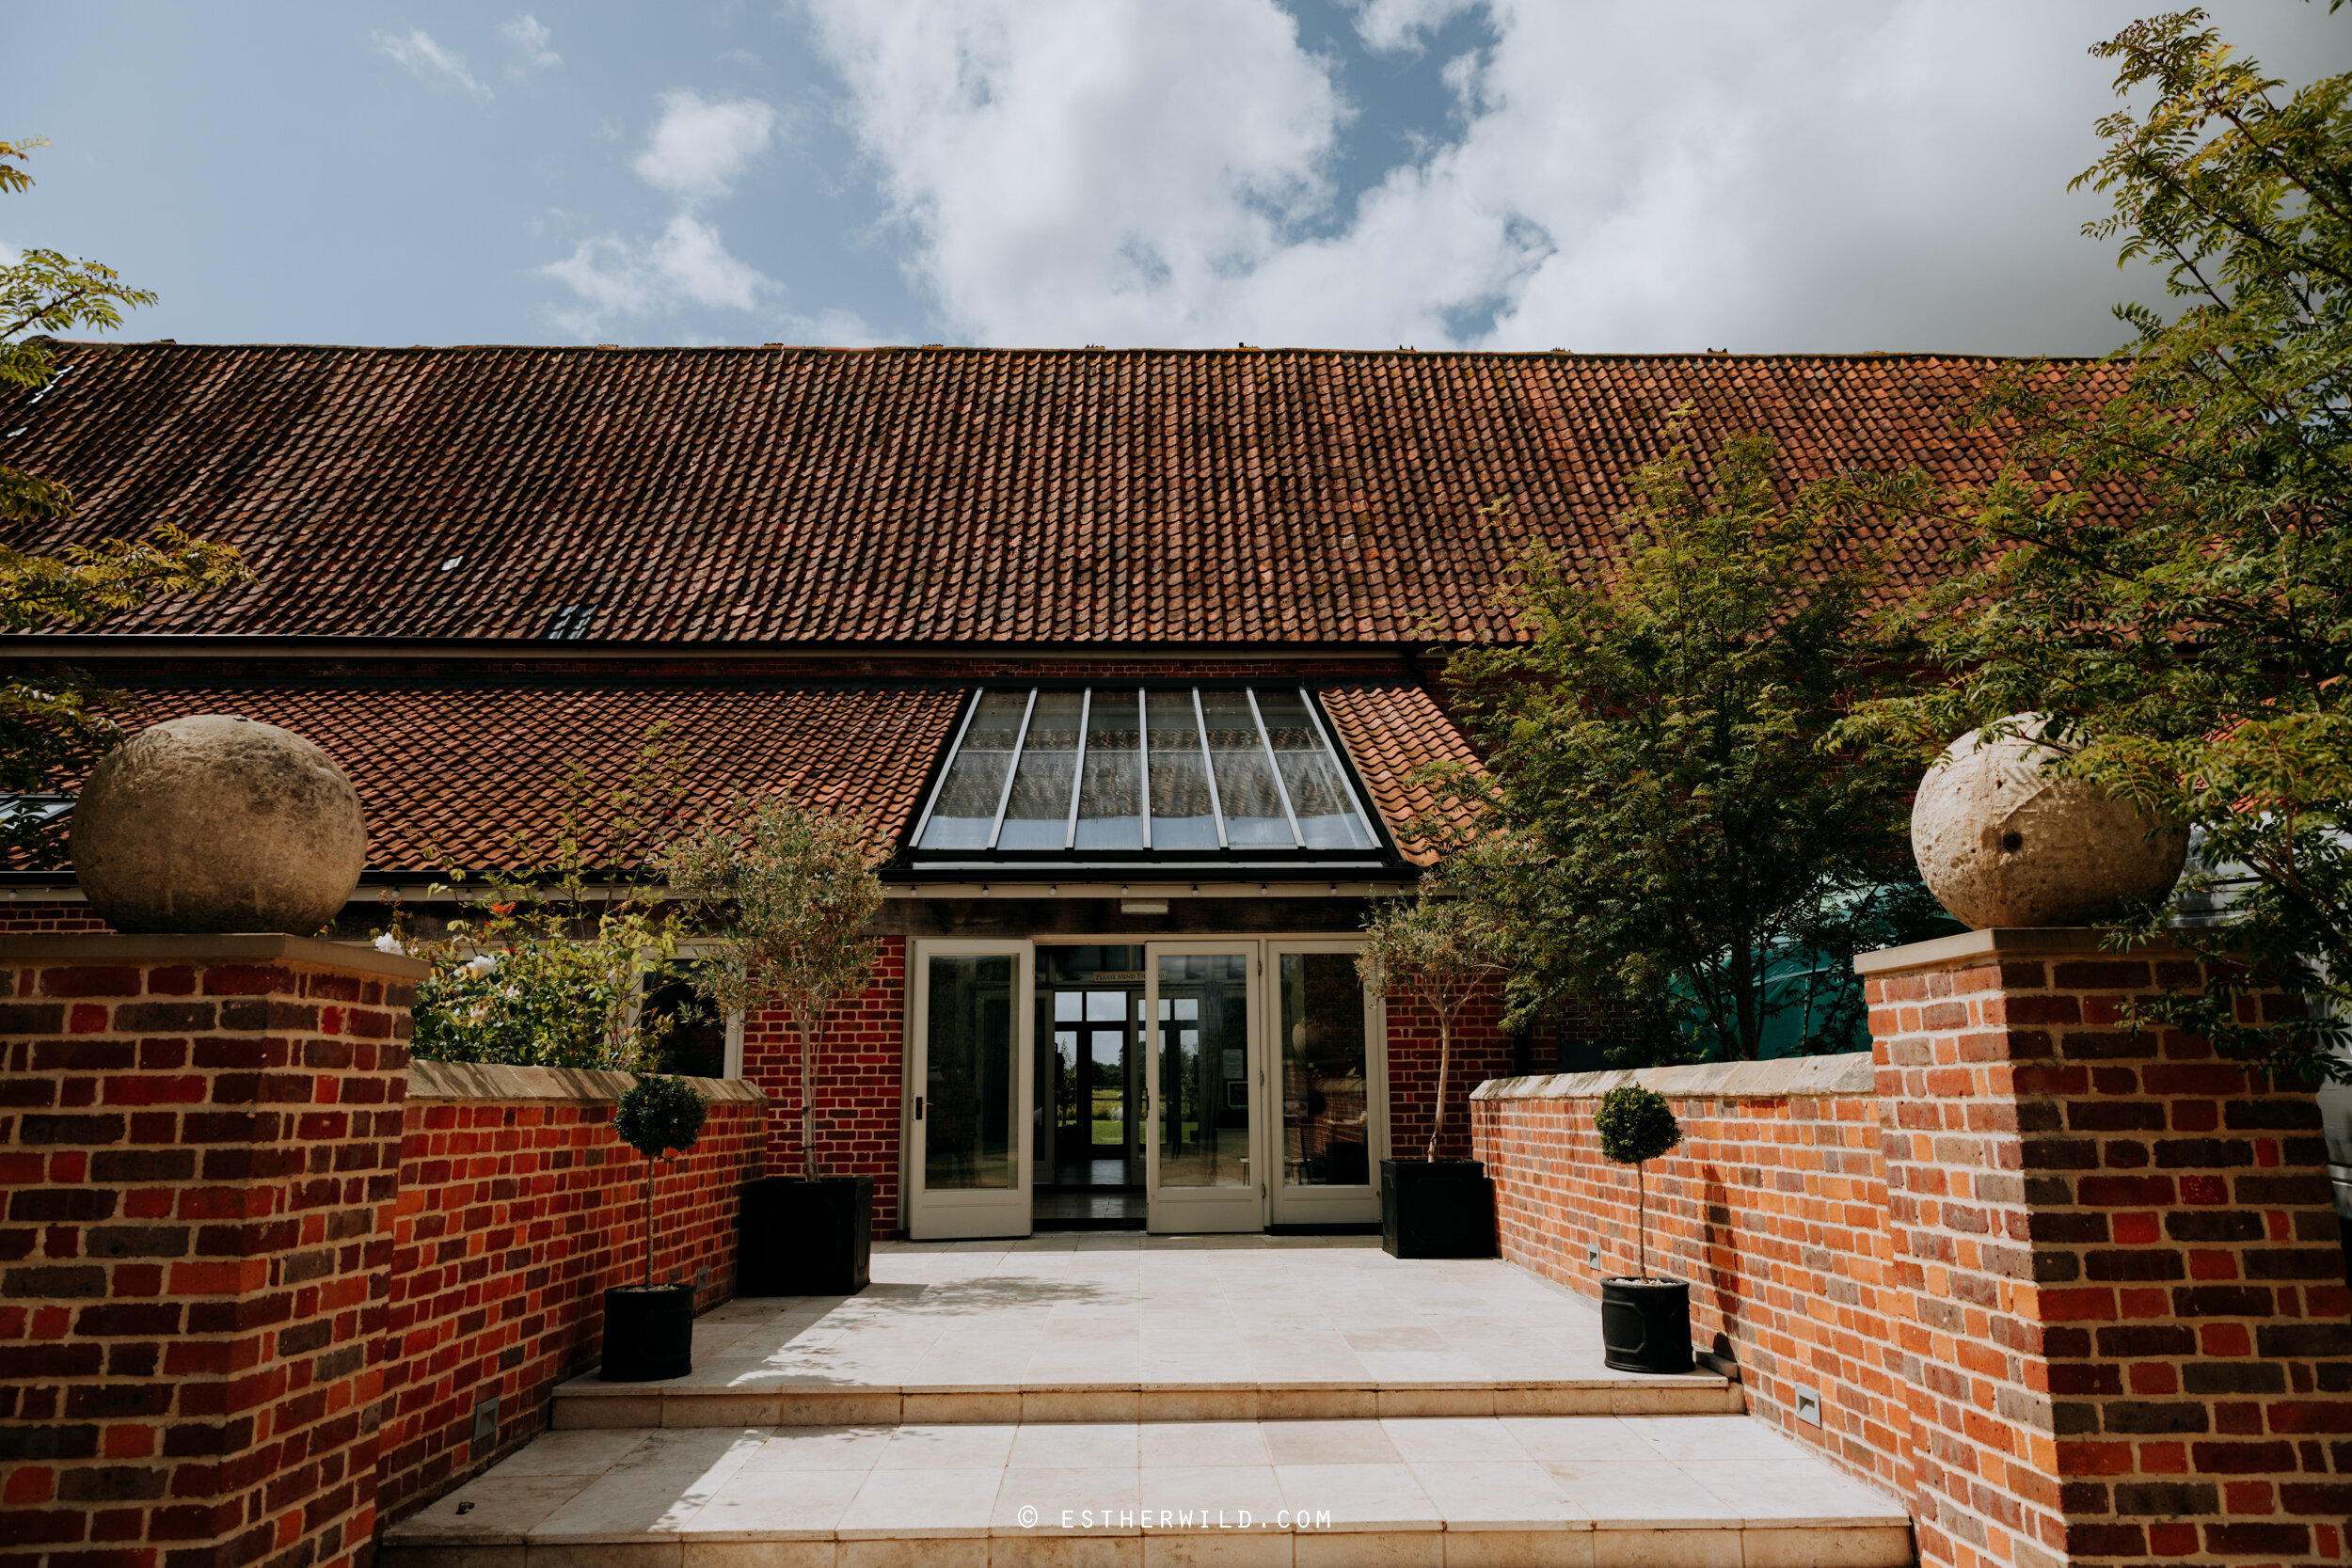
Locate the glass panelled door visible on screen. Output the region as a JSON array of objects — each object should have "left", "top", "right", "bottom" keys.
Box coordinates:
[
  {"left": 1268, "top": 942, "right": 1384, "bottom": 1226},
  {"left": 908, "top": 940, "right": 1034, "bottom": 1240},
  {"left": 1144, "top": 942, "right": 1263, "bottom": 1232}
]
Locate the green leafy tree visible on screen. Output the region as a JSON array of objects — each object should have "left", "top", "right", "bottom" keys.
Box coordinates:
[
  {"left": 1595, "top": 1085, "right": 1682, "bottom": 1278},
  {"left": 614, "top": 1075, "right": 708, "bottom": 1289},
  {"left": 1438, "top": 423, "right": 1938, "bottom": 1065},
  {"left": 1846, "top": 10, "right": 2352, "bottom": 1081},
  {"left": 1357, "top": 887, "right": 1508, "bottom": 1160},
  {"left": 0, "top": 137, "right": 246, "bottom": 858},
  {"left": 389, "top": 727, "right": 695, "bottom": 1071},
  {"left": 660, "top": 791, "right": 882, "bottom": 1180}
]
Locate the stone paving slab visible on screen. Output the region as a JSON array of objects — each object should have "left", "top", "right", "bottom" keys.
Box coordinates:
[
  {"left": 384, "top": 1418, "right": 1912, "bottom": 1568},
  {"left": 555, "top": 1238, "right": 1740, "bottom": 1426}
]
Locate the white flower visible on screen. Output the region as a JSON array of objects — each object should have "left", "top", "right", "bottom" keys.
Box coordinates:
[
  {"left": 463, "top": 953, "right": 500, "bottom": 978},
  {"left": 373, "top": 933, "right": 407, "bottom": 956}
]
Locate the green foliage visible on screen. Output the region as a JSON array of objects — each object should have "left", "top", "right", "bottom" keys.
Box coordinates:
[
  {"left": 616, "top": 1075, "right": 709, "bottom": 1161},
  {"left": 1595, "top": 1085, "right": 1682, "bottom": 1166},
  {"left": 660, "top": 790, "right": 882, "bottom": 1179},
  {"left": 389, "top": 727, "right": 695, "bottom": 1072},
  {"left": 1357, "top": 887, "right": 1507, "bottom": 1160},
  {"left": 1438, "top": 422, "right": 1934, "bottom": 1065},
  {"left": 0, "top": 137, "right": 247, "bottom": 864},
  {"left": 1844, "top": 11, "right": 2352, "bottom": 1082}
]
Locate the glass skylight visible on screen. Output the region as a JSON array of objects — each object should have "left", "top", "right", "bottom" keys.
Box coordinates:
[{"left": 911, "top": 687, "right": 1380, "bottom": 858}]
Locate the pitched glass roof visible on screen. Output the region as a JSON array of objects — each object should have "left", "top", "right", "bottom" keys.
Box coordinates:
[{"left": 903, "top": 686, "right": 1389, "bottom": 871}]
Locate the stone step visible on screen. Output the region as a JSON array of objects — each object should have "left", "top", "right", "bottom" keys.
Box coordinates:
[{"left": 383, "top": 1416, "right": 1914, "bottom": 1568}]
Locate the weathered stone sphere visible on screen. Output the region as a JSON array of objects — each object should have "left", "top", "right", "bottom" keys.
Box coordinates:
[
  {"left": 72, "top": 716, "right": 368, "bottom": 934},
  {"left": 1912, "top": 714, "right": 2186, "bottom": 929}
]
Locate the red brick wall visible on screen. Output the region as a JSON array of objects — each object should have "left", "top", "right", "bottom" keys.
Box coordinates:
[
  {"left": 1865, "top": 935, "right": 2351, "bottom": 1568},
  {"left": 1472, "top": 1056, "right": 1908, "bottom": 1492},
  {"left": 0, "top": 936, "right": 417, "bottom": 1568},
  {"left": 375, "top": 1064, "right": 764, "bottom": 1525},
  {"left": 1385, "top": 980, "right": 1509, "bottom": 1162},
  {"left": 0, "top": 903, "right": 108, "bottom": 935},
  {"left": 741, "top": 936, "right": 904, "bottom": 1236}
]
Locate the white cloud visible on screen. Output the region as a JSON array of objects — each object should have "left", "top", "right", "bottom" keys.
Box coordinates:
[
  {"left": 633, "top": 90, "right": 778, "bottom": 203},
  {"left": 371, "top": 28, "right": 490, "bottom": 99},
  {"left": 498, "top": 14, "right": 560, "bottom": 75},
  {"left": 801, "top": 0, "right": 2346, "bottom": 354},
  {"left": 540, "top": 90, "right": 787, "bottom": 337}
]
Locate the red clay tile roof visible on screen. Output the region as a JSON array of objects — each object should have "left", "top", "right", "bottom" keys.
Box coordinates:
[
  {"left": 56, "top": 681, "right": 1451, "bottom": 873},
  {"left": 0, "top": 344, "right": 2122, "bottom": 646}
]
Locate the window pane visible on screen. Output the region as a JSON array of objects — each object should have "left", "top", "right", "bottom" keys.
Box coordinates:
[
  {"left": 1156, "top": 953, "right": 1252, "bottom": 1188},
  {"left": 1147, "top": 690, "right": 1218, "bottom": 849},
  {"left": 997, "top": 690, "right": 1083, "bottom": 849},
  {"left": 918, "top": 692, "right": 1028, "bottom": 849},
  {"left": 924, "top": 954, "right": 1018, "bottom": 1190},
  {"left": 1201, "top": 690, "right": 1292, "bottom": 847},
  {"left": 1254, "top": 690, "right": 1376, "bottom": 849},
  {"left": 1279, "top": 953, "right": 1371, "bottom": 1187},
  {"left": 1074, "top": 689, "right": 1143, "bottom": 849}
]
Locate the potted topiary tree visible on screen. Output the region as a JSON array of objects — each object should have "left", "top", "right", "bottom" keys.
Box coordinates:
[
  {"left": 602, "top": 1073, "right": 710, "bottom": 1382},
  {"left": 1594, "top": 1083, "right": 1691, "bottom": 1373},
  {"left": 1358, "top": 886, "right": 1506, "bottom": 1259},
  {"left": 661, "top": 789, "right": 882, "bottom": 1296}
]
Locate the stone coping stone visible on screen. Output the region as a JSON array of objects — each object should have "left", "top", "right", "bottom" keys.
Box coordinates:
[
  {"left": 1472, "top": 1052, "right": 1873, "bottom": 1104},
  {"left": 0, "top": 929, "right": 430, "bottom": 980},
  {"left": 1850, "top": 924, "right": 2188, "bottom": 976},
  {"left": 407, "top": 1058, "right": 766, "bottom": 1104}
]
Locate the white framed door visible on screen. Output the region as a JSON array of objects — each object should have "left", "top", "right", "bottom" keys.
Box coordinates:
[
  {"left": 907, "top": 939, "right": 1034, "bottom": 1240},
  {"left": 1144, "top": 942, "right": 1263, "bottom": 1233},
  {"left": 1266, "top": 941, "right": 1384, "bottom": 1227}
]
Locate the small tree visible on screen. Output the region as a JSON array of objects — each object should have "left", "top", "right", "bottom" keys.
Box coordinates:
[
  {"left": 660, "top": 791, "right": 882, "bottom": 1180},
  {"left": 1595, "top": 1085, "right": 1682, "bottom": 1279},
  {"left": 614, "top": 1075, "right": 708, "bottom": 1289},
  {"left": 1357, "top": 886, "right": 1507, "bottom": 1162}
]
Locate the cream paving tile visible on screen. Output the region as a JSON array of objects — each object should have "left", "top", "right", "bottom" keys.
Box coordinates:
[
  {"left": 1262, "top": 1422, "right": 1401, "bottom": 1467},
  {"left": 738, "top": 1426, "right": 895, "bottom": 1472},
  {"left": 993, "top": 1468, "right": 1146, "bottom": 1533},
  {"left": 1010, "top": 1423, "right": 1142, "bottom": 1468},
  {"left": 1139, "top": 1424, "right": 1273, "bottom": 1469},
  {"left": 1271, "top": 1464, "right": 1441, "bottom": 1530},
  {"left": 1680, "top": 1461, "right": 1906, "bottom": 1526},
  {"left": 875, "top": 1424, "right": 1020, "bottom": 1469},
  {"left": 391, "top": 1474, "right": 600, "bottom": 1544},
  {"left": 1614, "top": 1418, "right": 1804, "bottom": 1464},
  {"left": 1497, "top": 1420, "right": 1641, "bottom": 1464},
  {"left": 836, "top": 1467, "right": 1005, "bottom": 1538},
  {"left": 1538, "top": 1463, "right": 1740, "bottom": 1531},
  {"left": 1405, "top": 1464, "right": 1590, "bottom": 1530},
  {"left": 682, "top": 1468, "right": 866, "bottom": 1538},
  {"left": 530, "top": 1429, "right": 770, "bottom": 1541},
  {"left": 487, "top": 1431, "right": 654, "bottom": 1477},
  {"left": 1136, "top": 1465, "right": 1289, "bottom": 1526},
  {"left": 1376, "top": 1418, "right": 1529, "bottom": 1465}
]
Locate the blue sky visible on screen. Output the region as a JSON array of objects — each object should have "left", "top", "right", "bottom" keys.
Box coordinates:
[{"left": 8, "top": 1, "right": 2347, "bottom": 354}]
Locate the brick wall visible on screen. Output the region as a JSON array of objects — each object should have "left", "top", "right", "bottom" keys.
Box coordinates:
[
  {"left": 1385, "top": 980, "right": 1510, "bottom": 1163},
  {"left": 0, "top": 934, "right": 421, "bottom": 1568},
  {"left": 739, "top": 935, "right": 904, "bottom": 1235},
  {"left": 1861, "top": 929, "right": 2351, "bottom": 1568},
  {"left": 1472, "top": 1054, "right": 1908, "bottom": 1491},
  {"left": 0, "top": 902, "right": 108, "bottom": 935},
  {"left": 376, "top": 1063, "right": 764, "bottom": 1525}
]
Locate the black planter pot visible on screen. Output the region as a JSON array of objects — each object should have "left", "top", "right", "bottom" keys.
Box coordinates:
[
  {"left": 601, "top": 1283, "right": 694, "bottom": 1382},
  {"left": 1600, "top": 1277, "right": 1693, "bottom": 1374},
  {"left": 739, "top": 1175, "right": 873, "bottom": 1296},
  {"left": 1379, "top": 1158, "right": 1498, "bottom": 1259}
]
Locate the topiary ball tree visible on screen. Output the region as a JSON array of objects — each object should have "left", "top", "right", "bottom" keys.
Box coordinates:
[
  {"left": 616, "top": 1074, "right": 709, "bottom": 1289},
  {"left": 1595, "top": 1084, "right": 1683, "bottom": 1280}
]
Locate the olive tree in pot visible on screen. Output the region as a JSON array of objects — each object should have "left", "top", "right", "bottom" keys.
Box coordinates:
[
  {"left": 1359, "top": 887, "right": 1506, "bottom": 1259},
  {"left": 601, "top": 1074, "right": 710, "bottom": 1382},
  {"left": 662, "top": 790, "right": 882, "bottom": 1296},
  {"left": 1594, "top": 1084, "right": 1691, "bottom": 1373}
]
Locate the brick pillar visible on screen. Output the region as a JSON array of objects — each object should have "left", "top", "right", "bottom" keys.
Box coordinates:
[
  {"left": 0, "top": 934, "right": 424, "bottom": 1568},
  {"left": 1858, "top": 928, "right": 2352, "bottom": 1568}
]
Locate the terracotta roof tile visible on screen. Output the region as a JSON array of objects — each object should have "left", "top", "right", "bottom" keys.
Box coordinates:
[
  {"left": 1318, "top": 684, "right": 1482, "bottom": 867},
  {"left": 0, "top": 345, "right": 2122, "bottom": 645}
]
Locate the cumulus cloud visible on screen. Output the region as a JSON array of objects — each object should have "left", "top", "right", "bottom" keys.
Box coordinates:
[
  {"left": 371, "top": 28, "right": 490, "bottom": 99},
  {"left": 803, "top": 0, "right": 2347, "bottom": 354},
  {"left": 540, "top": 90, "right": 784, "bottom": 336},
  {"left": 498, "top": 14, "right": 560, "bottom": 75}
]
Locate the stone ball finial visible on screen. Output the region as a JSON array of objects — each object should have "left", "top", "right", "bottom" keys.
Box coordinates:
[
  {"left": 1911, "top": 713, "right": 2187, "bottom": 930},
  {"left": 72, "top": 715, "right": 369, "bottom": 934}
]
